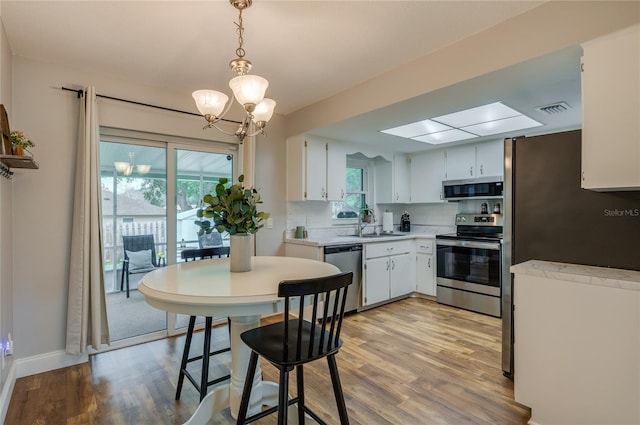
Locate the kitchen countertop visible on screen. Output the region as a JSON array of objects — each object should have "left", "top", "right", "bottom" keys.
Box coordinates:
[
  {"left": 284, "top": 232, "right": 438, "bottom": 247},
  {"left": 511, "top": 260, "right": 640, "bottom": 291}
]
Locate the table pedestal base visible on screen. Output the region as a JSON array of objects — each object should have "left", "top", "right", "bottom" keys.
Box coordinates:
[{"left": 184, "top": 315, "right": 291, "bottom": 424}]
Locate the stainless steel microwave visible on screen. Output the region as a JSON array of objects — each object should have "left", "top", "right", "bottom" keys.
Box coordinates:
[{"left": 442, "top": 177, "right": 503, "bottom": 200}]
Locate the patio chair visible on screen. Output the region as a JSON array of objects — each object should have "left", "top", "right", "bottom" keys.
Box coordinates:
[
  {"left": 120, "top": 234, "right": 157, "bottom": 298},
  {"left": 236, "top": 271, "right": 353, "bottom": 425},
  {"left": 198, "top": 230, "right": 223, "bottom": 248},
  {"left": 176, "top": 247, "right": 231, "bottom": 401}
]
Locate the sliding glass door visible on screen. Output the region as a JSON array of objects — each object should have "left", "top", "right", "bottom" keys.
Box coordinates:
[
  {"left": 173, "top": 148, "right": 234, "bottom": 330},
  {"left": 98, "top": 130, "right": 238, "bottom": 347},
  {"left": 100, "top": 141, "right": 168, "bottom": 342}
]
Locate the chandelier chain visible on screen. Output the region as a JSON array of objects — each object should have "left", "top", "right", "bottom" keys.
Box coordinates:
[{"left": 235, "top": 8, "right": 245, "bottom": 59}]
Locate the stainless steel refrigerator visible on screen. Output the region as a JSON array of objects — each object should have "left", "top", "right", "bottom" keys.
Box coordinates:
[{"left": 501, "top": 130, "right": 640, "bottom": 378}]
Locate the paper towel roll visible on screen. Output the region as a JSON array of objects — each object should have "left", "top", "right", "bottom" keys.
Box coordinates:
[{"left": 382, "top": 212, "right": 393, "bottom": 233}]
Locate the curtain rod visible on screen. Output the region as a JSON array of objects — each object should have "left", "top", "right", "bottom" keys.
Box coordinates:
[{"left": 61, "top": 86, "right": 240, "bottom": 124}]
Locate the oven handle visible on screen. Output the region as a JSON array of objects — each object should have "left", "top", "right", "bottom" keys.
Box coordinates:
[{"left": 436, "top": 239, "right": 501, "bottom": 251}]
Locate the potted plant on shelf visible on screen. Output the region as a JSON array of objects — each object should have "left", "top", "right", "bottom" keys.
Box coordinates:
[
  {"left": 195, "top": 175, "right": 270, "bottom": 272},
  {"left": 10, "top": 131, "right": 35, "bottom": 156},
  {"left": 362, "top": 204, "right": 373, "bottom": 223}
]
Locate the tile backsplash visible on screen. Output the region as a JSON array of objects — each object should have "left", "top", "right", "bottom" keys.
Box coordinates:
[{"left": 286, "top": 201, "right": 460, "bottom": 231}]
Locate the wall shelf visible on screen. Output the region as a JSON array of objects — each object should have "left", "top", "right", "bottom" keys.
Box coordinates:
[{"left": 0, "top": 154, "right": 39, "bottom": 169}]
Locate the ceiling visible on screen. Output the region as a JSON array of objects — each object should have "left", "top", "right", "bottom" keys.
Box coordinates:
[{"left": 1, "top": 1, "right": 582, "bottom": 153}]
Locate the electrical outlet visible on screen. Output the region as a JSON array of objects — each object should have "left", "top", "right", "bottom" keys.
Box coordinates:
[
  {"left": 5, "top": 333, "right": 12, "bottom": 357},
  {"left": 306, "top": 216, "right": 312, "bottom": 227},
  {"left": 266, "top": 217, "right": 273, "bottom": 229}
]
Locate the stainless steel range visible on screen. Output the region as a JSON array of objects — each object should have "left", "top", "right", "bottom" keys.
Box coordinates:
[{"left": 436, "top": 213, "right": 503, "bottom": 317}]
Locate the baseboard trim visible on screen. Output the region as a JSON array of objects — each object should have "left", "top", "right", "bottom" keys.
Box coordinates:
[
  {"left": 0, "top": 361, "right": 17, "bottom": 425},
  {"left": 15, "top": 349, "right": 88, "bottom": 378}
]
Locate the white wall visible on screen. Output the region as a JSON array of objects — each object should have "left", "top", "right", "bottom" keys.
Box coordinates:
[
  {"left": 10, "top": 56, "right": 286, "bottom": 360},
  {"left": 0, "top": 16, "right": 14, "bottom": 398}
]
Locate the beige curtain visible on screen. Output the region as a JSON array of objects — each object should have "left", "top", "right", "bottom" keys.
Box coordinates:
[{"left": 66, "top": 86, "right": 110, "bottom": 354}]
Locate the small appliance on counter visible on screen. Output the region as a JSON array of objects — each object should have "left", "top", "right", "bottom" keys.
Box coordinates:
[{"left": 400, "top": 211, "right": 411, "bottom": 232}]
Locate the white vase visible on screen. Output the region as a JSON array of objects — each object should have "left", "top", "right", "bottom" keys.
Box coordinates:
[{"left": 230, "top": 233, "right": 253, "bottom": 272}]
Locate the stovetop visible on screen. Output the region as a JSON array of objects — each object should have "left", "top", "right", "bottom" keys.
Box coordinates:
[{"left": 437, "top": 213, "right": 504, "bottom": 242}]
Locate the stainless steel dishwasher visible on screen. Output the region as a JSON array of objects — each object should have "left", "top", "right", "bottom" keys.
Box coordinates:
[{"left": 324, "top": 244, "right": 362, "bottom": 313}]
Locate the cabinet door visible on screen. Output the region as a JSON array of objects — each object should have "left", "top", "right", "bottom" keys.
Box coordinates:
[
  {"left": 326, "top": 142, "right": 346, "bottom": 201},
  {"left": 476, "top": 140, "right": 504, "bottom": 178},
  {"left": 581, "top": 24, "right": 640, "bottom": 190},
  {"left": 445, "top": 144, "right": 476, "bottom": 180},
  {"left": 416, "top": 253, "right": 435, "bottom": 296},
  {"left": 389, "top": 253, "right": 414, "bottom": 298},
  {"left": 410, "top": 151, "right": 446, "bottom": 203},
  {"left": 286, "top": 135, "right": 305, "bottom": 201},
  {"left": 375, "top": 159, "right": 394, "bottom": 204},
  {"left": 364, "top": 257, "right": 390, "bottom": 306},
  {"left": 394, "top": 154, "right": 411, "bottom": 203},
  {"left": 305, "top": 138, "right": 327, "bottom": 200}
]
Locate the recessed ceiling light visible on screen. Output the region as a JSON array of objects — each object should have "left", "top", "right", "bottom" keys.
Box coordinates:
[
  {"left": 381, "top": 119, "right": 451, "bottom": 138},
  {"left": 379, "top": 101, "right": 544, "bottom": 145},
  {"left": 412, "top": 129, "right": 478, "bottom": 144},
  {"left": 461, "top": 115, "right": 542, "bottom": 136},
  {"left": 431, "top": 102, "right": 519, "bottom": 127}
]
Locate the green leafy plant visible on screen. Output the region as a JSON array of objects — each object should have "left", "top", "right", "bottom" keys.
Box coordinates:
[
  {"left": 10, "top": 131, "right": 35, "bottom": 149},
  {"left": 195, "top": 175, "right": 270, "bottom": 235}
]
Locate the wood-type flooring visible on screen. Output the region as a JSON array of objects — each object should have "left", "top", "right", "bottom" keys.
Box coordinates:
[{"left": 6, "top": 297, "right": 531, "bottom": 424}]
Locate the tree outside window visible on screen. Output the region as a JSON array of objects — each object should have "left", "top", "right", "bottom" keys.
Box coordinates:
[{"left": 332, "top": 161, "right": 369, "bottom": 219}]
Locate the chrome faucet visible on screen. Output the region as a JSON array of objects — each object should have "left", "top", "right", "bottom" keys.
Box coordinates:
[{"left": 357, "top": 206, "right": 375, "bottom": 237}]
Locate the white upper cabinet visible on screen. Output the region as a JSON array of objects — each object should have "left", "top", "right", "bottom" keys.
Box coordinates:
[
  {"left": 326, "top": 142, "right": 347, "bottom": 201},
  {"left": 394, "top": 154, "right": 411, "bottom": 203},
  {"left": 475, "top": 140, "right": 504, "bottom": 178},
  {"left": 410, "top": 150, "right": 446, "bottom": 203},
  {"left": 444, "top": 140, "right": 504, "bottom": 181},
  {"left": 581, "top": 24, "right": 640, "bottom": 191},
  {"left": 305, "top": 138, "right": 328, "bottom": 201},
  {"left": 376, "top": 154, "right": 411, "bottom": 203},
  {"left": 286, "top": 135, "right": 347, "bottom": 201},
  {"left": 444, "top": 144, "right": 476, "bottom": 180}
]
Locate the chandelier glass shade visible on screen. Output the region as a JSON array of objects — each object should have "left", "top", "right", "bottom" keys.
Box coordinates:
[
  {"left": 192, "top": 0, "right": 276, "bottom": 142},
  {"left": 114, "top": 152, "right": 150, "bottom": 176}
]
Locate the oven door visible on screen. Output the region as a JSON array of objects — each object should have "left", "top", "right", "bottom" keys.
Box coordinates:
[{"left": 436, "top": 239, "right": 501, "bottom": 297}]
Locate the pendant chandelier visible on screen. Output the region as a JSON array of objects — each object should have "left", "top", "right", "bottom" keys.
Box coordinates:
[
  {"left": 192, "top": 0, "right": 276, "bottom": 142},
  {"left": 114, "top": 152, "right": 151, "bottom": 176}
]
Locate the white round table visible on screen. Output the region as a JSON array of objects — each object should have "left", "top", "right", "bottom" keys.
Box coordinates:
[{"left": 138, "top": 256, "right": 340, "bottom": 424}]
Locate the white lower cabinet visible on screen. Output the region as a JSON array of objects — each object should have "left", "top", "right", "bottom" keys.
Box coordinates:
[
  {"left": 415, "top": 238, "right": 435, "bottom": 296},
  {"left": 363, "top": 240, "right": 414, "bottom": 307}
]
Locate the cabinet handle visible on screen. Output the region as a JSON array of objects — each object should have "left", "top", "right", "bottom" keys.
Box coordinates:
[
  {"left": 395, "top": 192, "right": 399, "bottom": 201},
  {"left": 480, "top": 164, "right": 484, "bottom": 175},
  {"left": 419, "top": 245, "right": 428, "bottom": 249},
  {"left": 470, "top": 166, "right": 473, "bottom": 176},
  {"left": 428, "top": 258, "right": 431, "bottom": 268},
  {"left": 581, "top": 171, "right": 585, "bottom": 181},
  {"left": 341, "top": 189, "right": 344, "bottom": 199},
  {"left": 387, "top": 247, "right": 394, "bottom": 251},
  {"left": 386, "top": 260, "right": 390, "bottom": 271},
  {"left": 322, "top": 188, "right": 326, "bottom": 198},
  {"left": 391, "top": 259, "right": 395, "bottom": 270}
]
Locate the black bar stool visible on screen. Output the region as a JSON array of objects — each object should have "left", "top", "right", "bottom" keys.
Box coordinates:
[{"left": 175, "top": 247, "right": 231, "bottom": 401}]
